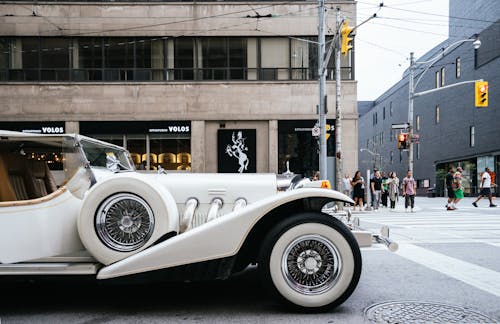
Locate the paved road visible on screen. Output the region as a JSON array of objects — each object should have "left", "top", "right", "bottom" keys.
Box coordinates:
[{"left": 2, "top": 197, "right": 500, "bottom": 323}]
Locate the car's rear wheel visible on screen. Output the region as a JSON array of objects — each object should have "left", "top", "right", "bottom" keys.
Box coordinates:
[{"left": 258, "top": 212, "right": 361, "bottom": 312}]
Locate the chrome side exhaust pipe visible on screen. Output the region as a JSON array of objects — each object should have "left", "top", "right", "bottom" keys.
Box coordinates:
[
  {"left": 181, "top": 198, "right": 198, "bottom": 233},
  {"left": 207, "top": 198, "right": 223, "bottom": 222}
]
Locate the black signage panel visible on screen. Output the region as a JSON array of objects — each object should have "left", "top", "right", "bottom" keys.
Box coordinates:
[
  {"left": 0, "top": 121, "right": 65, "bottom": 134},
  {"left": 80, "top": 121, "right": 191, "bottom": 135},
  {"left": 217, "top": 129, "right": 256, "bottom": 173}
]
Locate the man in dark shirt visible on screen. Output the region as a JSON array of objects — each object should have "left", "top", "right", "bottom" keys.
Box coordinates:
[
  {"left": 445, "top": 167, "right": 456, "bottom": 210},
  {"left": 371, "top": 170, "right": 383, "bottom": 210}
]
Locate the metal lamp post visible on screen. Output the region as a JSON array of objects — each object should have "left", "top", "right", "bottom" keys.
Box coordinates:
[
  {"left": 360, "top": 148, "right": 381, "bottom": 170},
  {"left": 407, "top": 37, "right": 481, "bottom": 173}
]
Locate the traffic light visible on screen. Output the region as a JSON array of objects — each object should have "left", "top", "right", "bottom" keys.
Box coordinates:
[
  {"left": 340, "top": 21, "right": 354, "bottom": 56},
  {"left": 397, "top": 133, "right": 408, "bottom": 150},
  {"left": 475, "top": 81, "right": 488, "bottom": 107}
]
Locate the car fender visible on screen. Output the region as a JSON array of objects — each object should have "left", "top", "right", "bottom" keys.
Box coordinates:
[
  {"left": 78, "top": 173, "right": 179, "bottom": 265},
  {"left": 97, "top": 188, "right": 351, "bottom": 279}
]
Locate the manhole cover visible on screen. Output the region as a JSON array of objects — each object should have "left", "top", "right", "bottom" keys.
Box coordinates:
[{"left": 364, "top": 301, "right": 498, "bottom": 323}]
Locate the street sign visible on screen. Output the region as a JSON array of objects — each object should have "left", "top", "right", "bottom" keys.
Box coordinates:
[
  {"left": 392, "top": 123, "right": 410, "bottom": 129},
  {"left": 312, "top": 126, "right": 320, "bottom": 137}
]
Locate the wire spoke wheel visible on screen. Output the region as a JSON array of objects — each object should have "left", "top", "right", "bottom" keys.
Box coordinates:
[
  {"left": 259, "top": 213, "right": 361, "bottom": 311},
  {"left": 283, "top": 235, "right": 341, "bottom": 295},
  {"left": 96, "top": 193, "right": 155, "bottom": 252}
]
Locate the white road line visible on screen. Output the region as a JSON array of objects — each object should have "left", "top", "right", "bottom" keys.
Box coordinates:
[{"left": 396, "top": 244, "right": 500, "bottom": 298}]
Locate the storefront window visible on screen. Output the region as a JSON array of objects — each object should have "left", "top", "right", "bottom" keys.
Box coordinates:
[
  {"left": 151, "top": 135, "right": 191, "bottom": 171},
  {"left": 278, "top": 120, "right": 334, "bottom": 179},
  {"left": 80, "top": 121, "right": 191, "bottom": 171},
  {"left": 126, "top": 135, "right": 147, "bottom": 170}
]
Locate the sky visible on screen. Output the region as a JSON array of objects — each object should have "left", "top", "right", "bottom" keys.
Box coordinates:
[{"left": 354, "top": 0, "right": 449, "bottom": 101}]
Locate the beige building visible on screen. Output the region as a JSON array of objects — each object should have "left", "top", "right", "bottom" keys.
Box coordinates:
[{"left": 0, "top": 0, "right": 358, "bottom": 180}]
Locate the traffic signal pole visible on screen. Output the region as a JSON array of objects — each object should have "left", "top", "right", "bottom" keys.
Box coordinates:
[
  {"left": 317, "top": 0, "right": 327, "bottom": 179},
  {"left": 408, "top": 52, "right": 415, "bottom": 173},
  {"left": 335, "top": 8, "right": 343, "bottom": 191}
]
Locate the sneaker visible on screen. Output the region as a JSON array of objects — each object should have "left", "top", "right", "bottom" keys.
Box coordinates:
[
  {"left": 472, "top": 202, "right": 478, "bottom": 207},
  {"left": 447, "top": 207, "right": 455, "bottom": 211},
  {"left": 490, "top": 204, "right": 497, "bottom": 207}
]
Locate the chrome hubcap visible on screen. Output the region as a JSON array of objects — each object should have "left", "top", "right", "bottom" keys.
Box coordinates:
[
  {"left": 282, "top": 234, "right": 341, "bottom": 295},
  {"left": 96, "top": 193, "right": 155, "bottom": 252}
]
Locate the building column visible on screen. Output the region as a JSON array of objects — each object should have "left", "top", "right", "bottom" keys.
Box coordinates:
[
  {"left": 191, "top": 120, "right": 205, "bottom": 173},
  {"left": 269, "top": 120, "right": 278, "bottom": 174},
  {"left": 65, "top": 121, "right": 79, "bottom": 134}
]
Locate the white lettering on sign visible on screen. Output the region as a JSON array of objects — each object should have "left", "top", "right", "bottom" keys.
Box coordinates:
[
  {"left": 149, "top": 126, "right": 190, "bottom": 133},
  {"left": 41, "top": 127, "right": 64, "bottom": 134}
]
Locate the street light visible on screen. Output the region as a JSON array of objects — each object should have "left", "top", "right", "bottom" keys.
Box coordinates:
[
  {"left": 407, "top": 36, "right": 481, "bottom": 173},
  {"left": 360, "top": 148, "right": 381, "bottom": 169}
]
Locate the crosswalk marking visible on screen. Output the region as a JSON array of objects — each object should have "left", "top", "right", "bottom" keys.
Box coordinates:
[{"left": 396, "top": 244, "right": 500, "bottom": 298}]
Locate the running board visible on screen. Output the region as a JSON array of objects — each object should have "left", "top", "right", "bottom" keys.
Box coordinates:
[{"left": 0, "top": 263, "right": 99, "bottom": 275}]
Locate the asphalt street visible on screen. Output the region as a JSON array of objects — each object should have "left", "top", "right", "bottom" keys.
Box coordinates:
[{"left": 1, "top": 197, "right": 500, "bottom": 323}]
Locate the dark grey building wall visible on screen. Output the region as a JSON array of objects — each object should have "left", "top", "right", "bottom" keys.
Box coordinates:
[
  {"left": 358, "top": 16, "right": 500, "bottom": 195},
  {"left": 449, "top": 0, "right": 499, "bottom": 41}
]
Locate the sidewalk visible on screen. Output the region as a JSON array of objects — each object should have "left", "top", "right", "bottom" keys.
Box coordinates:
[{"left": 347, "top": 196, "right": 498, "bottom": 215}]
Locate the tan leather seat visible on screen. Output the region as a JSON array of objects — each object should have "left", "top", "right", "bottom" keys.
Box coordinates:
[
  {"left": 0, "top": 155, "right": 17, "bottom": 202},
  {"left": 1, "top": 154, "right": 57, "bottom": 201},
  {"left": 28, "top": 160, "right": 58, "bottom": 197}
]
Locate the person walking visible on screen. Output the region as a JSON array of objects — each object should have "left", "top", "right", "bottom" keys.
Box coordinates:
[
  {"left": 452, "top": 167, "right": 464, "bottom": 209},
  {"left": 445, "top": 167, "right": 456, "bottom": 210},
  {"left": 402, "top": 170, "right": 417, "bottom": 212},
  {"left": 381, "top": 172, "right": 389, "bottom": 208},
  {"left": 370, "top": 170, "right": 383, "bottom": 210},
  {"left": 351, "top": 170, "right": 365, "bottom": 211},
  {"left": 472, "top": 167, "right": 497, "bottom": 207},
  {"left": 342, "top": 173, "right": 352, "bottom": 205},
  {"left": 387, "top": 171, "right": 400, "bottom": 210}
]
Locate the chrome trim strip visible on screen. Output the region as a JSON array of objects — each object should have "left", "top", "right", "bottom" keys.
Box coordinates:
[{"left": 0, "top": 263, "right": 99, "bottom": 275}]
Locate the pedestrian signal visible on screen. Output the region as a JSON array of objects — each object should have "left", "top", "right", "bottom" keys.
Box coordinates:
[
  {"left": 475, "top": 81, "right": 488, "bottom": 107},
  {"left": 397, "top": 133, "right": 408, "bottom": 150}
]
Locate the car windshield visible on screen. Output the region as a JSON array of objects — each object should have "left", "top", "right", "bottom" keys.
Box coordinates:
[{"left": 79, "top": 138, "right": 134, "bottom": 172}]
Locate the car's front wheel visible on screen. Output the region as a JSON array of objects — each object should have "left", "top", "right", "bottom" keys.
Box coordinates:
[{"left": 258, "top": 212, "right": 362, "bottom": 312}]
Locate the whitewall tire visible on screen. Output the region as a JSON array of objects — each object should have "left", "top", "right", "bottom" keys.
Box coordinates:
[
  {"left": 259, "top": 213, "right": 361, "bottom": 311},
  {"left": 78, "top": 175, "right": 178, "bottom": 265}
]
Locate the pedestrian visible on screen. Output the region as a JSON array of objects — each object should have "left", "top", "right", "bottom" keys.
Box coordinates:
[
  {"left": 445, "top": 167, "right": 456, "bottom": 210},
  {"left": 369, "top": 168, "right": 378, "bottom": 207},
  {"left": 312, "top": 171, "right": 320, "bottom": 181},
  {"left": 472, "top": 167, "right": 497, "bottom": 207},
  {"left": 381, "top": 171, "right": 389, "bottom": 207},
  {"left": 452, "top": 167, "right": 464, "bottom": 209},
  {"left": 370, "top": 170, "right": 383, "bottom": 210},
  {"left": 387, "top": 171, "right": 399, "bottom": 210},
  {"left": 342, "top": 173, "right": 352, "bottom": 205},
  {"left": 351, "top": 170, "right": 365, "bottom": 211},
  {"left": 402, "top": 170, "right": 417, "bottom": 212}
]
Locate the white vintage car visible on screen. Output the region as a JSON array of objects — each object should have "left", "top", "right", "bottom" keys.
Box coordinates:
[{"left": 0, "top": 130, "right": 393, "bottom": 311}]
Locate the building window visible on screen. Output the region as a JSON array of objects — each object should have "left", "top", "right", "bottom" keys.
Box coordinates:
[
  {"left": 456, "top": 57, "right": 461, "bottom": 78},
  {"left": 389, "top": 102, "right": 393, "bottom": 117},
  {"left": 416, "top": 115, "right": 420, "bottom": 131},
  {"left": 399, "top": 150, "right": 403, "bottom": 163},
  {"left": 416, "top": 143, "right": 420, "bottom": 160},
  {"left": 383, "top": 106, "right": 386, "bottom": 119},
  {"left": 0, "top": 36, "right": 353, "bottom": 82},
  {"left": 435, "top": 71, "right": 440, "bottom": 88},
  {"left": 440, "top": 67, "right": 445, "bottom": 87},
  {"left": 435, "top": 105, "right": 440, "bottom": 124},
  {"left": 470, "top": 126, "right": 475, "bottom": 147},
  {"left": 390, "top": 151, "right": 393, "bottom": 164}
]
